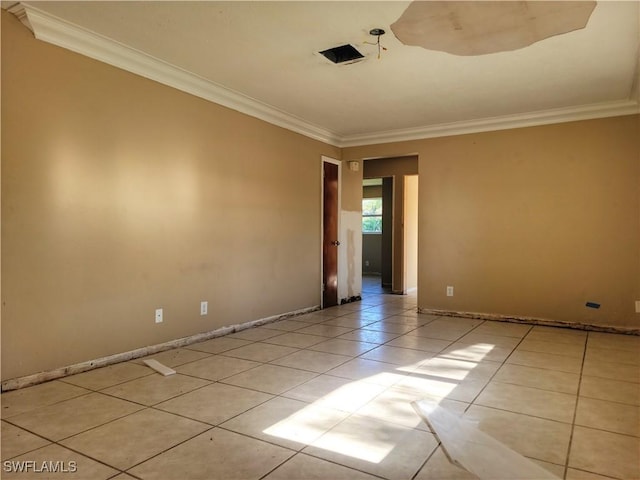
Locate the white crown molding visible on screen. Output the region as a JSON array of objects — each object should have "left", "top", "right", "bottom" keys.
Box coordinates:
[
  {"left": 9, "top": 2, "right": 640, "bottom": 150},
  {"left": 339, "top": 99, "right": 640, "bottom": 147},
  {"left": 12, "top": 3, "right": 343, "bottom": 147}
]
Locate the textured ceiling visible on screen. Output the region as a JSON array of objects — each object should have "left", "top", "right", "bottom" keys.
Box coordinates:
[{"left": 8, "top": 1, "right": 640, "bottom": 145}]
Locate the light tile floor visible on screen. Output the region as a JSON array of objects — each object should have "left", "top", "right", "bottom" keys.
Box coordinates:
[{"left": 2, "top": 290, "right": 639, "bottom": 480}]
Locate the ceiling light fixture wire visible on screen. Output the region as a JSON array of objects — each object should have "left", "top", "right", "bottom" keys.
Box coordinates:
[{"left": 365, "top": 28, "right": 387, "bottom": 59}]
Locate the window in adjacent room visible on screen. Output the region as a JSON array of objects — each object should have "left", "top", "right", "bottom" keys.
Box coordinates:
[{"left": 362, "top": 198, "right": 383, "bottom": 233}]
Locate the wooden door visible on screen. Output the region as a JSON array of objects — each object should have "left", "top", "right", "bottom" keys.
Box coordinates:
[{"left": 323, "top": 161, "right": 339, "bottom": 308}]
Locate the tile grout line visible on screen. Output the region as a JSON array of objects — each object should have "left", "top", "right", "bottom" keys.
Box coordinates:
[{"left": 562, "top": 330, "right": 589, "bottom": 480}]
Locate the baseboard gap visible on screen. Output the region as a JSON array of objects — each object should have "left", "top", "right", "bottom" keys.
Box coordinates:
[
  {"left": 418, "top": 308, "right": 640, "bottom": 336},
  {"left": 1, "top": 305, "right": 320, "bottom": 392}
]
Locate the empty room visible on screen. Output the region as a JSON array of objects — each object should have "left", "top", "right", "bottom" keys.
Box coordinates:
[{"left": 1, "top": 2, "right": 639, "bottom": 480}]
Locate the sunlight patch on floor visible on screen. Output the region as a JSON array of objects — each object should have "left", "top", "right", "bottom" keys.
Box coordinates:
[{"left": 262, "top": 342, "right": 494, "bottom": 464}]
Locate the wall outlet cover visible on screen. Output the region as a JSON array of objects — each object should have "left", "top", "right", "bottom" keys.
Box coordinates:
[{"left": 155, "top": 308, "right": 163, "bottom": 323}]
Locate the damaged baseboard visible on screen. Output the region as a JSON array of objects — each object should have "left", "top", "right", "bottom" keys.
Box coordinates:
[
  {"left": 418, "top": 308, "right": 640, "bottom": 336},
  {"left": 1, "top": 305, "right": 320, "bottom": 392}
]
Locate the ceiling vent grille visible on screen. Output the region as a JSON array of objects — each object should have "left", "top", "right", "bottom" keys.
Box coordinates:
[{"left": 319, "top": 44, "right": 364, "bottom": 64}]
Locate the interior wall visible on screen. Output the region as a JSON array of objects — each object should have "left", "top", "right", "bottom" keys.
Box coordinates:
[
  {"left": 1, "top": 12, "right": 340, "bottom": 381},
  {"left": 381, "top": 178, "right": 394, "bottom": 288},
  {"left": 338, "top": 161, "right": 363, "bottom": 302},
  {"left": 364, "top": 156, "right": 419, "bottom": 293},
  {"left": 345, "top": 115, "right": 640, "bottom": 329},
  {"left": 404, "top": 175, "right": 419, "bottom": 292}
]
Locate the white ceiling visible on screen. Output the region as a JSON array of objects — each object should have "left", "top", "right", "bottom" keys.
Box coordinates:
[{"left": 7, "top": 1, "right": 640, "bottom": 147}]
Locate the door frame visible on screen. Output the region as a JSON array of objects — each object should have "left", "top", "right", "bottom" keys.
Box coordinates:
[{"left": 320, "top": 156, "right": 341, "bottom": 308}]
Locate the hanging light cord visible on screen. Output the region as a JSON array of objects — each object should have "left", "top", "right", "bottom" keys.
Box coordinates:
[{"left": 365, "top": 28, "right": 387, "bottom": 59}]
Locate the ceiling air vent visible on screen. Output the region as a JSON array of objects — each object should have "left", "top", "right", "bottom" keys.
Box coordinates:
[{"left": 319, "top": 44, "right": 364, "bottom": 64}]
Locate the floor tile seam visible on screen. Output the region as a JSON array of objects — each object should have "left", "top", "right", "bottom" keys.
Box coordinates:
[
  {"left": 523, "top": 338, "right": 588, "bottom": 348},
  {"left": 57, "top": 371, "right": 155, "bottom": 393},
  {"left": 93, "top": 385, "right": 214, "bottom": 409},
  {"left": 261, "top": 333, "right": 335, "bottom": 347},
  {"left": 0, "top": 389, "right": 95, "bottom": 419},
  {"left": 182, "top": 344, "right": 244, "bottom": 354},
  {"left": 257, "top": 360, "right": 349, "bottom": 377},
  {"left": 298, "top": 445, "right": 390, "bottom": 480},
  {"left": 306, "top": 345, "right": 376, "bottom": 357},
  {"left": 576, "top": 392, "right": 640, "bottom": 407},
  {"left": 98, "top": 370, "right": 213, "bottom": 394},
  {"left": 464, "top": 330, "right": 532, "bottom": 414},
  {"left": 583, "top": 358, "right": 640, "bottom": 368},
  {"left": 515, "top": 341, "right": 586, "bottom": 353},
  {"left": 218, "top": 345, "right": 304, "bottom": 364},
  {"left": 296, "top": 326, "right": 359, "bottom": 337},
  {"left": 117, "top": 472, "right": 143, "bottom": 480},
  {"left": 267, "top": 354, "right": 356, "bottom": 374},
  {"left": 382, "top": 344, "right": 451, "bottom": 356},
  {"left": 579, "top": 372, "right": 640, "bottom": 384},
  {"left": 266, "top": 325, "right": 314, "bottom": 333},
  {"left": 3, "top": 389, "right": 146, "bottom": 425},
  {"left": 586, "top": 339, "right": 640, "bottom": 350},
  {"left": 217, "top": 370, "right": 324, "bottom": 398},
  {"left": 487, "top": 378, "right": 579, "bottom": 396},
  {"left": 585, "top": 359, "right": 640, "bottom": 376},
  {"left": 572, "top": 418, "right": 640, "bottom": 439},
  {"left": 359, "top": 325, "right": 421, "bottom": 335},
  {"left": 0, "top": 421, "right": 54, "bottom": 461},
  {"left": 43, "top": 437, "right": 130, "bottom": 477},
  {"left": 586, "top": 350, "right": 640, "bottom": 368},
  {"left": 468, "top": 326, "right": 534, "bottom": 339},
  {"left": 435, "top": 352, "right": 506, "bottom": 366},
  {"left": 7, "top": 403, "right": 147, "bottom": 446},
  {"left": 329, "top": 354, "right": 413, "bottom": 372},
  {"left": 410, "top": 442, "right": 441, "bottom": 480},
  {"left": 139, "top": 379, "right": 219, "bottom": 408},
  {"left": 113, "top": 424, "right": 216, "bottom": 474},
  {"left": 472, "top": 398, "right": 576, "bottom": 424},
  {"left": 504, "top": 359, "right": 581, "bottom": 375},
  {"left": 149, "top": 388, "right": 277, "bottom": 427},
  {"left": 176, "top": 358, "right": 265, "bottom": 383},
  {"left": 467, "top": 403, "right": 577, "bottom": 430},
  {"left": 215, "top": 424, "right": 306, "bottom": 453},
  {"left": 255, "top": 452, "right": 299, "bottom": 480},
  {"left": 129, "top": 352, "right": 217, "bottom": 369},
  {"left": 565, "top": 466, "right": 620, "bottom": 480},
  {"left": 561, "top": 329, "right": 589, "bottom": 479},
  {"left": 263, "top": 451, "right": 392, "bottom": 480}
]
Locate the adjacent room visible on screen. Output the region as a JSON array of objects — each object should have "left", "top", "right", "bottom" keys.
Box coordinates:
[{"left": 2, "top": 1, "right": 638, "bottom": 479}]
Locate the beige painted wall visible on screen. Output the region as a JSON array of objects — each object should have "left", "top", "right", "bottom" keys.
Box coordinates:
[
  {"left": 345, "top": 115, "right": 640, "bottom": 328},
  {"left": 1, "top": 12, "right": 340, "bottom": 381},
  {"left": 404, "top": 175, "right": 419, "bottom": 292}
]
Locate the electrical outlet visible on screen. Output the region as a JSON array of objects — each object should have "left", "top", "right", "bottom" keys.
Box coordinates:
[
  {"left": 446, "top": 286, "right": 454, "bottom": 297},
  {"left": 365, "top": 260, "right": 370, "bottom": 267},
  {"left": 200, "top": 301, "right": 208, "bottom": 316},
  {"left": 636, "top": 301, "right": 640, "bottom": 314},
  {"left": 155, "top": 308, "right": 163, "bottom": 323}
]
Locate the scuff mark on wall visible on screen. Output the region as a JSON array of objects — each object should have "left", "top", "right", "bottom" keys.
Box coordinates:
[{"left": 339, "top": 210, "right": 362, "bottom": 300}]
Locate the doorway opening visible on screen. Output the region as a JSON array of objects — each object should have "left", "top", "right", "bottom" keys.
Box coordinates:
[
  {"left": 361, "top": 156, "right": 418, "bottom": 296},
  {"left": 362, "top": 177, "right": 392, "bottom": 294}
]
